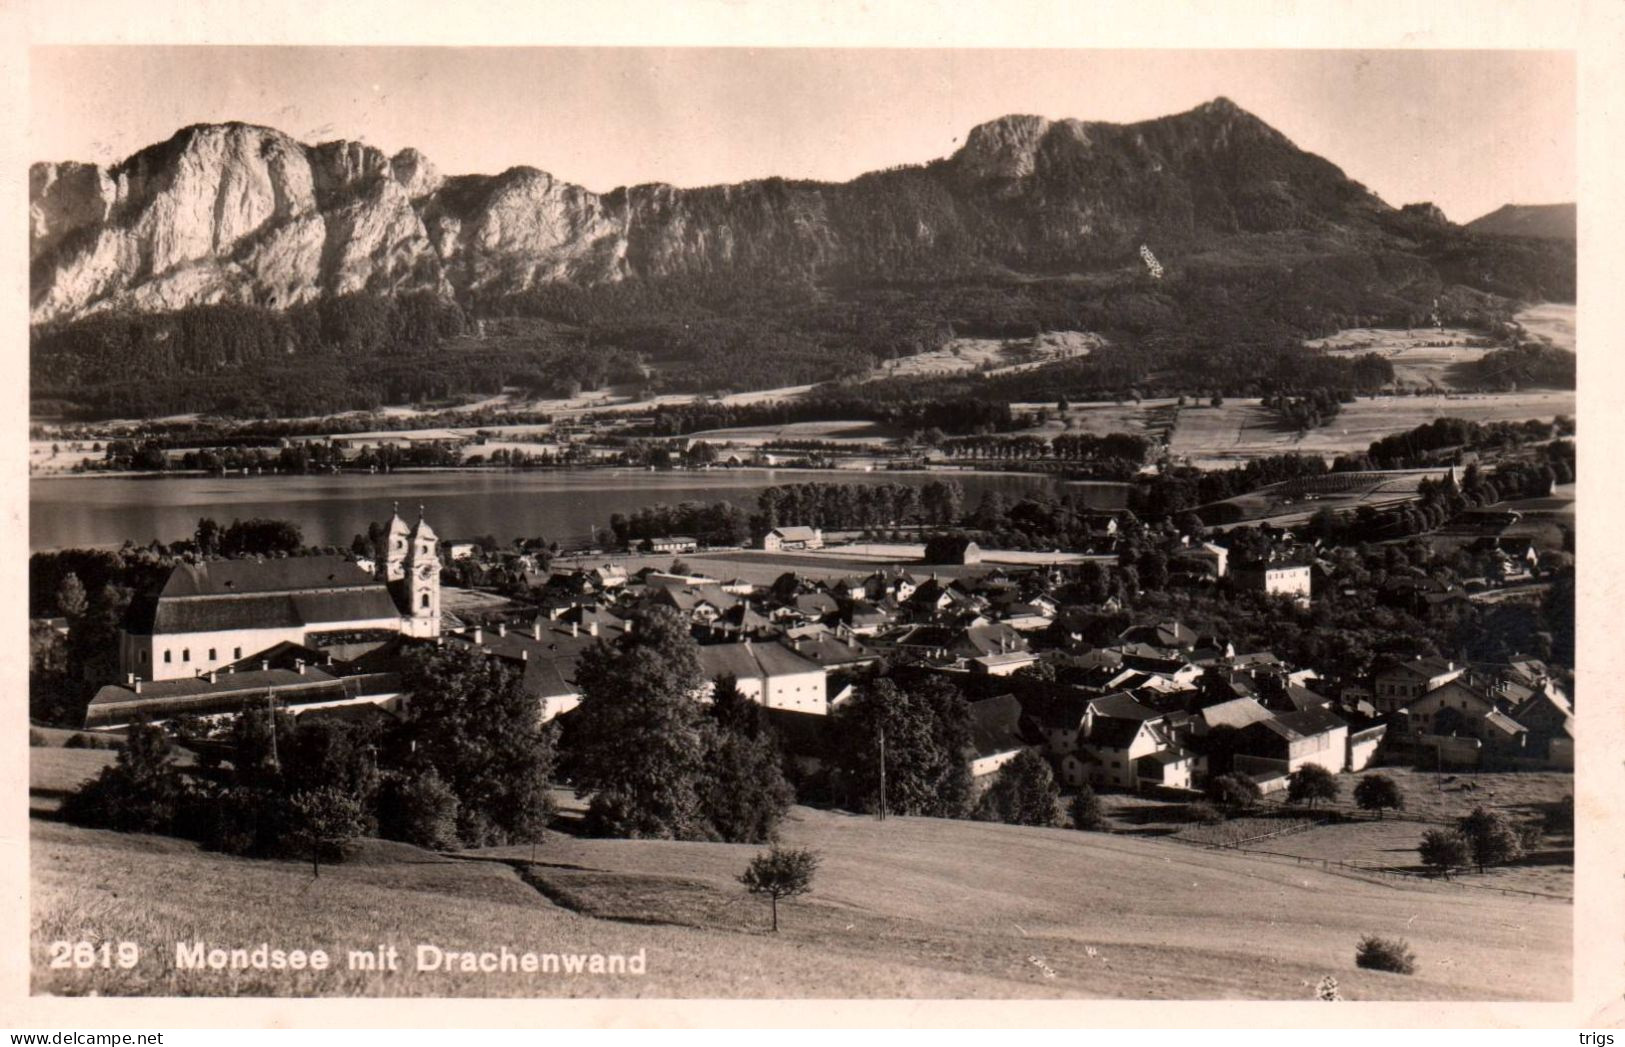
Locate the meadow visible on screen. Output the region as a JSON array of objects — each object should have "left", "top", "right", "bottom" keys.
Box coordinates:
[{"left": 30, "top": 749, "right": 1569, "bottom": 1000}]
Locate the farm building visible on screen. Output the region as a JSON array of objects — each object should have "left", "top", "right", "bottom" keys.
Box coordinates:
[
  {"left": 923, "top": 534, "right": 982, "bottom": 565},
  {"left": 761, "top": 525, "right": 824, "bottom": 551},
  {"left": 965, "top": 694, "right": 1031, "bottom": 778}
]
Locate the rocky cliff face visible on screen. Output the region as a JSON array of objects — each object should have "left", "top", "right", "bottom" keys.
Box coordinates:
[{"left": 31, "top": 99, "right": 1399, "bottom": 324}]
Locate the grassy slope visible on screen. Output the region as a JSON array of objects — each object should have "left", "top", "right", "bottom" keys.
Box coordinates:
[{"left": 32, "top": 800, "right": 1569, "bottom": 1000}]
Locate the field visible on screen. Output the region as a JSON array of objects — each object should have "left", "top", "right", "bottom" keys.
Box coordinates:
[
  {"left": 1304, "top": 328, "right": 1495, "bottom": 390},
  {"left": 1097, "top": 768, "right": 1573, "bottom": 899},
  {"left": 1515, "top": 304, "right": 1576, "bottom": 353},
  {"left": 29, "top": 747, "right": 1570, "bottom": 1000},
  {"left": 1164, "top": 392, "right": 1576, "bottom": 469},
  {"left": 1200, "top": 469, "right": 1440, "bottom": 525},
  {"left": 876, "top": 332, "right": 1103, "bottom": 380},
  {"left": 28, "top": 812, "right": 1567, "bottom": 1000},
  {"left": 554, "top": 544, "right": 1097, "bottom": 589},
  {"left": 682, "top": 420, "right": 903, "bottom": 447}
]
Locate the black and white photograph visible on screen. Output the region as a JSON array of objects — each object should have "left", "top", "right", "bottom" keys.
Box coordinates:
[{"left": 8, "top": 0, "right": 1619, "bottom": 1028}]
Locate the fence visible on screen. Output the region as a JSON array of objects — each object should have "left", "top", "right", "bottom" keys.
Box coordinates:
[{"left": 1165, "top": 830, "right": 1570, "bottom": 903}]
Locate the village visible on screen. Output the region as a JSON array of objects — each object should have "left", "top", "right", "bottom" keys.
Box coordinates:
[{"left": 41, "top": 490, "right": 1572, "bottom": 893}]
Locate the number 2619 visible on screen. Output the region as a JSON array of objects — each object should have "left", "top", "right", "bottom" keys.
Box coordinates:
[{"left": 48, "top": 941, "right": 139, "bottom": 969}]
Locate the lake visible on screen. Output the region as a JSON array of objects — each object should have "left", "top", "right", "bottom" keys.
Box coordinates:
[{"left": 29, "top": 469, "right": 1128, "bottom": 552}]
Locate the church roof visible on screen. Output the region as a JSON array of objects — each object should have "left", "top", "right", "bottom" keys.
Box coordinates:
[
  {"left": 158, "top": 556, "right": 377, "bottom": 598},
  {"left": 125, "top": 557, "right": 401, "bottom": 634}
]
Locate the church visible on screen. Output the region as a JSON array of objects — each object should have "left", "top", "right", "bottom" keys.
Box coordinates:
[{"left": 118, "top": 507, "right": 442, "bottom": 684}]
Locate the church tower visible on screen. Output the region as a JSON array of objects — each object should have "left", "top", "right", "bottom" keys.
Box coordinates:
[
  {"left": 381, "top": 505, "right": 411, "bottom": 583},
  {"left": 401, "top": 506, "right": 441, "bottom": 638}
]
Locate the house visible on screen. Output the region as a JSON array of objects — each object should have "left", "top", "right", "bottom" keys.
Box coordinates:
[
  {"left": 782, "top": 634, "right": 882, "bottom": 670},
  {"left": 1064, "top": 692, "right": 1167, "bottom": 790},
  {"left": 1371, "top": 656, "right": 1466, "bottom": 714},
  {"left": 970, "top": 650, "right": 1041, "bottom": 676},
  {"left": 1512, "top": 689, "right": 1575, "bottom": 767},
  {"left": 446, "top": 615, "right": 633, "bottom": 721},
  {"left": 707, "top": 602, "right": 776, "bottom": 640},
  {"left": 1232, "top": 708, "right": 1349, "bottom": 780},
  {"left": 645, "top": 584, "right": 738, "bottom": 625},
  {"left": 444, "top": 539, "right": 480, "bottom": 561},
  {"left": 1397, "top": 678, "right": 1498, "bottom": 736},
  {"left": 696, "top": 640, "right": 830, "bottom": 715},
  {"left": 1403, "top": 679, "right": 1531, "bottom": 758},
  {"left": 965, "top": 694, "right": 1031, "bottom": 778},
  {"left": 761, "top": 526, "right": 824, "bottom": 552},
  {"left": 1196, "top": 696, "right": 1276, "bottom": 735},
  {"left": 998, "top": 602, "right": 1053, "bottom": 632},
  {"left": 791, "top": 591, "right": 840, "bottom": 621},
  {"left": 1232, "top": 561, "right": 1313, "bottom": 602},
  {"left": 1135, "top": 747, "right": 1200, "bottom": 791},
  {"left": 645, "top": 535, "right": 699, "bottom": 554},
  {"left": 840, "top": 602, "right": 894, "bottom": 637},
  {"left": 1119, "top": 620, "right": 1198, "bottom": 652}
]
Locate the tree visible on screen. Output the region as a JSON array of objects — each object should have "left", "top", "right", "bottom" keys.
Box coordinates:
[
  {"left": 55, "top": 572, "right": 88, "bottom": 619},
  {"left": 830, "top": 677, "right": 972, "bottom": 818},
  {"left": 1353, "top": 774, "right": 1404, "bottom": 819},
  {"left": 61, "top": 724, "right": 187, "bottom": 834},
  {"left": 1286, "top": 764, "right": 1340, "bottom": 810},
  {"left": 1418, "top": 828, "right": 1470, "bottom": 878},
  {"left": 220, "top": 517, "right": 304, "bottom": 557},
  {"left": 376, "top": 768, "right": 461, "bottom": 850},
  {"left": 739, "top": 847, "right": 821, "bottom": 932},
  {"left": 974, "top": 750, "right": 1062, "bottom": 826},
  {"left": 703, "top": 729, "right": 796, "bottom": 844},
  {"left": 1457, "top": 806, "right": 1524, "bottom": 872},
  {"left": 287, "top": 787, "right": 366, "bottom": 877},
  {"left": 1070, "top": 784, "right": 1108, "bottom": 831},
  {"left": 1205, "top": 773, "right": 1261, "bottom": 812},
  {"left": 194, "top": 517, "right": 223, "bottom": 557},
  {"left": 395, "top": 643, "right": 557, "bottom": 847},
  {"left": 708, "top": 673, "right": 765, "bottom": 739},
  {"left": 568, "top": 607, "right": 711, "bottom": 839}
]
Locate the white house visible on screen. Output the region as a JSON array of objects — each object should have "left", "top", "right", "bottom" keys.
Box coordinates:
[{"left": 762, "top": 526, "right": 824, "bottom": 552}]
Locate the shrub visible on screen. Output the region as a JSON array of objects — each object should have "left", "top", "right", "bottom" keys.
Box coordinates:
[
  {"left": 29, "top": 728, "right": 47, "bottom": 747},
  {"left": 1205, "top": 773, "right": 1261, "bottom": 811},
  {"left": 65, "top": 732, "right": 119, "bottom": 750},
  {"left": 1417, "top": 828, "right": 1470, "bottom": 877},
  {"left": 376, "top": 769, "right": 461, "bottom": 851},
  {"left": 60, "top": 724, "right": 185, "bottom": 834},
  {"left": 1070, "top": 785, "right": 1108, "bottom": 831},
  {"left": 1458, "top": 806, "right": 1525, "bottom": 871},
  {"left": 1355, "top": 935, "right": 1416, "bottom": 975},
  {"left": 182, "top": 785, "right": 293, "bottom": 856},
  {"left": 1545, "top": 794, "right": 1574, "bottom": 834},
  {"left": 1185, "top": 801, "right": 1225, "bottom": 824}
]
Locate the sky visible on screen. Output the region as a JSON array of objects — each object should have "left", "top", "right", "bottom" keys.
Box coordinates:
[{"left": 30, "top": 47, "right": 1575, "bottom": 223}]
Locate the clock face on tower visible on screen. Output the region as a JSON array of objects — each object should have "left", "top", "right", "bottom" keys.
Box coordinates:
[{"left": 417, "top": 563, "right": 437, "bottom": 581}]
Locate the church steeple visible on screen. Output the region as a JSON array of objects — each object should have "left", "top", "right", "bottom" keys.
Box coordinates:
[
  {"left": 401, "top": 505, "right": 441, "bottom": 638},
  {"left": 381, "top": 502, "right": 411, "bottom": 582}
]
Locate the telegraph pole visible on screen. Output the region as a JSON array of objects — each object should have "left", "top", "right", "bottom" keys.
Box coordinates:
[
  {"left": 877, "top": 724, "right": 888, "bottom": 822},
  {"left": 266, "top": 688, "right": 281, "bottom": 773}
]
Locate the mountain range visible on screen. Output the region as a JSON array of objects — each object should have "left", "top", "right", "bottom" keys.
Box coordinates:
[
  {"left": 1465, "top": 203, "right": 1576, "bottom": 242},
  {"left": 30, "top": 98, "right": 1571, "bottom": 327}
]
